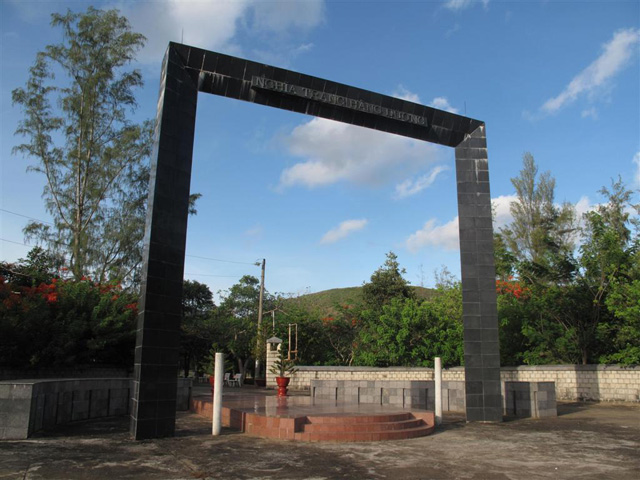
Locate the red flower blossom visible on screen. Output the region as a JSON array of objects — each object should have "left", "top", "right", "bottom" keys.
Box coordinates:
[
  {"left": 496, "top": 279, "right": 528, "bottom": 299},
  {"left": 321, "top": 316, "right": 335, "bottom": 326},
  {"left": 124, "top": 302, "right": 138, "bottom": 313},
  {"left": 45, "top": 292, "right": 58, "bottom": 304}
]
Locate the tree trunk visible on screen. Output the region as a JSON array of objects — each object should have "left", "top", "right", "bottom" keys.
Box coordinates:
[
  {"left": 183, "top": 353, "right": 191, "bottom": 378},
  {"left": 237, "top": 358, "right": 245, "bottom": 379}
]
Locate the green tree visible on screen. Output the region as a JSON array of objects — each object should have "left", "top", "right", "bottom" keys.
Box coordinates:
[
  {"left": 180, "top": 280, "right": 215, "bottom": 377},
  {"left": 500, "top": 177, "right": 640, "bottom": 366},
  {"left": 362, "top": 251, "right": 414, "bottom": 311},
  {"left": 354, "top": 295, "right": 463, "bottom": 368},
  {"left": 320, "top": 304, "right": 362, "bottom": 366},
  {"left": 0, "top": 273, "right": 137, "bottom": 369},
  {"left": 602, "top": 246, "right": 640, "bottom": 364},
  {"left": 355, "top": 268, "right": 463, "bottom": 368},
  {"left": 499, "top": 153, "right": 577, "bottom": 284},
  {"left": 576, "top": 179, "right": 639, "bottom": 364},
  {"left": 215, "top": 275, "right": 274, "bottom": 378},
  {"left": 221, "top": 275, "right": 262, "bottom": 319},
  {"left": 12, "top": 7, "right": 152, "bottom": 284},
  {"left": 0, "top": 246, "right": 63, "bottom": 287}
]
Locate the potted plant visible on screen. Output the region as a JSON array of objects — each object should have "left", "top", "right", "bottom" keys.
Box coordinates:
[{"left": 269, "top": 349, "right": 298, "bottom": 397}]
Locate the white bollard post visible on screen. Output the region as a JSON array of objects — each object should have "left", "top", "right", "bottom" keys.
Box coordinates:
[
  {"left": 435, "top": 357, "right": 442, "bottom": 426},
  {"left": 212, "top": 352, "right": 224, "bottom": 435}
]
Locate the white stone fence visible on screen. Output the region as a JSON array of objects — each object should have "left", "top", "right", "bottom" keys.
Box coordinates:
[{"left": 288, "top": 365, "right": 639, "bottom": 403}]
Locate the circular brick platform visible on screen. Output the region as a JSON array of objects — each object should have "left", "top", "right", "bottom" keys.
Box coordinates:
[{"left": 191, "top": 388, "right": 435, "bottom": 442}]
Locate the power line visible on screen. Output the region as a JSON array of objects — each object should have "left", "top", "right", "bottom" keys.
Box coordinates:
[
  {"left": 184, "top": 253, "right": 258, "bottom": 266},
  {"left": 2, "top": 208, "right": 261, "bottom": 267},
  {"left": 2, "top": 238, "right": 247, "bottom": 279},
  {"left": 1, "top": 235, "right": 68, "bottom": 249},
  {"left": 0, "top": 208, "right": 53, "bottom": 225},
  {"left": 184, "top": 273, "right": 244, "bottom": 278},
  {"left": 1, "top": 238, "right": 31, "bottom": 248}
]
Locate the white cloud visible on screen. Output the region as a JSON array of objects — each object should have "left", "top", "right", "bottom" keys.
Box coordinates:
[
  {"left": 252, "top": 43, "right": 315, "bottom": 68},
  {"left": 395, "top": 166, "right": 448, "bottom": 199},
  {"left": 251, "top": 0, "right": 325, "bottom": 32},
  {"left": 492, "top": 194, "right": 518, "bottom": 229},
  {"left": 575, "top": 196, "right": 592, "bottom": 218},
  {"left": 393, "top": 86, "right": 421, "bottom": 103},
  {"left": 540, "top": 28, "right": 640, "bottom": 115},
  {"left": 633, "top": 151, "right": 640, "bottom": 187},
  {"left": 113, "top": 0, "right": 325, "bottom": 65},
  {"left": 406, "top": 194, "right": 517, "bottom": 253},
  {"left": 278, "top": 118, "right": 442, "bottom": 189},
  {"left": 429, "top": 97, "right": 459, "bottom": 114},
  {"left": 406, "top": 218, "right": 460, "bottom": 252},
  {"left": 320, "top": 219, "right": 368, "bottom": 245},
  {"left": 444, "top": 0, "right": 489, "bottom": 11},
  {"left": 493, "top": 194, "right": 594, "bottom": 232},
  {"left": 245, "top": 224, "right": 263, "bottom": 238},
  {"left": 581, "top": 107, "right": 598, "bottom": 119}
]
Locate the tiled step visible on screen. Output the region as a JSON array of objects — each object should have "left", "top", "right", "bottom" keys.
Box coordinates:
[
  {"left": 302, "top": 417, "right": 425, "bottom": 433},
  {"left": 295, "top": 412, "right": 435, "bottom": 442},
  {"left": 295, "top": 423, "right": 434, "bottom": 442},
  {"left": 305, "top": 412, "right": 414, "bottom": 424}
]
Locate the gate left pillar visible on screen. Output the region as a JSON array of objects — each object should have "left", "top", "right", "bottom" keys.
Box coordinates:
[{"left": 130, "top": 45, "right": 198, "bottom": 440}]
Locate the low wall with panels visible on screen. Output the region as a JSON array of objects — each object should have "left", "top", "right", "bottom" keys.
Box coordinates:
[
  {"left": 504, "top": 381, "right": 557, "bottom": 418},
  {"left": 0, "top": 378, "right": 192, "bottom": 439},
  {"left": 290, "top": 365, "right": 639, "bottom": 403},
  {"left": 310, "top": 379, "right": 465, "bottom": 412}
]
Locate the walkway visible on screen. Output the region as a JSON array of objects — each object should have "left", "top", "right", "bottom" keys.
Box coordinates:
[{"left": 1, "top": 402, "right": 638, "bottom": 479}]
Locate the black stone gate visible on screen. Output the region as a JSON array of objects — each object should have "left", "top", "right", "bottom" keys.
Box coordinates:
[{"left": 131, "top": 42, "right": 501, "bottom": 439}]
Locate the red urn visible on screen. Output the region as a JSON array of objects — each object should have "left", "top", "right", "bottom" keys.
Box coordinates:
[{"left": 275, "top": 376, "right": 290, "bottom": 397}]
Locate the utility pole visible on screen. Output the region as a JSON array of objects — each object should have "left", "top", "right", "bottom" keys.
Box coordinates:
[{"left": 255, "top": 258, "right": 266, "bottom": 379}]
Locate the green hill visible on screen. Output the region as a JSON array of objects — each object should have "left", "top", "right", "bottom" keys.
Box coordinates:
[{"left": 283, "top": 285, "right": 436, "bottom": 313}]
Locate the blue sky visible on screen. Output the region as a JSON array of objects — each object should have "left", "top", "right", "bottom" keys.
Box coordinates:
[{"left": 1, "top": 0, "right": 639, "bottom": 300}]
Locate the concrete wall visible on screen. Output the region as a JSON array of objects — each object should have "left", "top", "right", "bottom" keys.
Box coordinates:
[
  {"left": 289, "top": 365, "right": 639, "bottom": 403},
  {"left": 0, "top": 378, "right": 192, "bottom": 439},
  {"left": 311, "top": 379, "right": 466, "bottom": 412}
]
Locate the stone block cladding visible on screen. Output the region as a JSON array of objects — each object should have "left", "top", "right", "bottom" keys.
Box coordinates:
[
  {"left": 265, "top": 345, "right": 281, "bottom": 388},
  {"left": 504, "top": 382, "right": 557, "bottom": 418},
  {"left": 0, "top": 378, "right": 192, "bottom": 439},
  {"left": 310, "top": 379, "right": 466, "bottom": 412},
  {"left": 290, "top": 365, "right": 639, "bottom": 403}
]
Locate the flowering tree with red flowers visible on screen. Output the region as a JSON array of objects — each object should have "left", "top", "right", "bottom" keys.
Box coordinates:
[{"left": 1, "top": 250, "right": 137, "bottom": 368}]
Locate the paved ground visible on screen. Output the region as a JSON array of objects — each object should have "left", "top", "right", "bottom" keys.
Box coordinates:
[{"left": 0, "top": 401, "right": 638, "bottom": 479}]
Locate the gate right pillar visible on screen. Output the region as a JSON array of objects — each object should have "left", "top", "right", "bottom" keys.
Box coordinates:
[{"left": 455, "top": 124, "right": 502, "bottom": 422}]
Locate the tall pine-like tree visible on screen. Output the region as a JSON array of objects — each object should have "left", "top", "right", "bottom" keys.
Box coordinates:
[
  {"left": 362, "top": 251, "right": 414, "bottom": 311},
  {"left": 499, "top": 153, "right": 577, "bottom": 284},
  {"left": 12, "top": 7, "right": 152, "bottom": 284}
]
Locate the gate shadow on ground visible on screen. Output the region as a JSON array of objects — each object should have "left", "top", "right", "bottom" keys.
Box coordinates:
[
  {"left": 432, "top": 413, "right": 466, "bottom": 435},
  {"left": 29, "top": 411, "right": 223, "bottom": 439},
  {"left": 556, "top": 401, "right": 592, "bottom": 417},
  {"left": 31, "top": 416, "right": 130, "bottom": 439}
]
